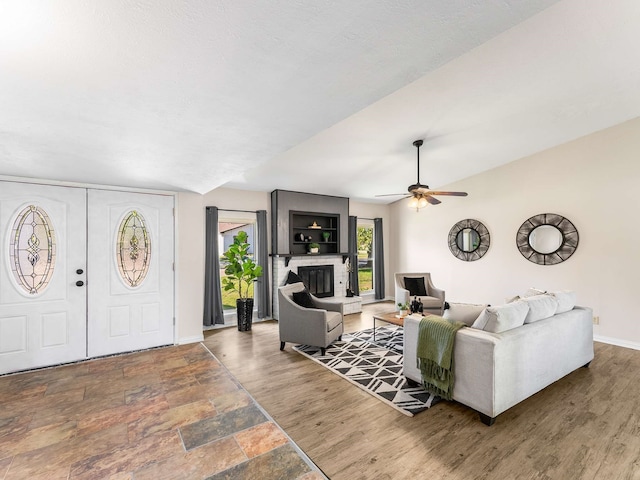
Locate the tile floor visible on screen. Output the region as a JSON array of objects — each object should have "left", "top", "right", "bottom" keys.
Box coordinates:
[{"left": 0, "top": 343, "right": 325, "bottom": 479}]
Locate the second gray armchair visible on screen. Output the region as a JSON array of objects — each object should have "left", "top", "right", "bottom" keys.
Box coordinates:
[
  {"left": 277, "top": 282, "right": 344, "bottom": 355},
  {"left": 394, "top": 272, "right": 445, "bottom": 315}
]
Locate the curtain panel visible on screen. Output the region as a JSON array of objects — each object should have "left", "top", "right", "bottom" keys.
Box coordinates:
[
  {"left": 374, "top": 217, "right": 385, "bottom": 300},
  {"left": 348, "top": 215, "right": 360, "bottom": 296},
  {"left": 256, "top": 210, "right": 270, "bottom": 318},
  {"left": 204, "top": 206, "right": 224, "bottom": 325}
]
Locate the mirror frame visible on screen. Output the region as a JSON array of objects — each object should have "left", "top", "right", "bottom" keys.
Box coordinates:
[
  {"left": 448, "top": 219, "right": 490, "bottom": 261},
  {"left": 516, "top": 213, "right": 579, "bottom": 265}
]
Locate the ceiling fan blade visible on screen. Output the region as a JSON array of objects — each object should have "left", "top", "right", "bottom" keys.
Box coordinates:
[
  {"left": 375, "top": 193, "right": 410, "bottom": 197},
  {"left": 427, "top": 191, "right": 468, "bottom": 197},
  {"left": 424, "top": 195, "right": 441, "bottom": 205}
]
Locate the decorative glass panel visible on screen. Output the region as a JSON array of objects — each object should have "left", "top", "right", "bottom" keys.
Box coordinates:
[
  {"left": 116, "top": 210, "right": 151, "bottom": 287},
  {"left": 9, "top": 205, "right": 56, "bottom": 294}
]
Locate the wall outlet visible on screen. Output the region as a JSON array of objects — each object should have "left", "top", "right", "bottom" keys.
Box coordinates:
[{"left": 593, "top": 316, "right": 600, "bottom": 325}]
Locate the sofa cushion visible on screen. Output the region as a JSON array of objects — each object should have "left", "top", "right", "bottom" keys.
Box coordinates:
[
  {"left": 443, "top": 303, "right": 489, "bottom": 326},
  {"left": 551, "top": 290, "right": 576, "bottom": 313},
  {"left": 326, "top": 311, "right": 342, "bottom": 332},
  {"left": 292, "top": 290, "right": 315, "bottom": 308},
  {"left": 404, "top": 277, "right": 427, "bottom": 297},
  {"left": 472, "top": 301, "right": 529, "bottom": 333},
  {"left": 521, "top": 294, "right": 559, "bottom": 323}
]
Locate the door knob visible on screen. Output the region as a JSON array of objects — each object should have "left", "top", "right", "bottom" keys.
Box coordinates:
[
  {"left": 76, "top": 269, "right": 84, "bottom": 275},
  {"left": 76, "top": 281, "right": 84, "bottom": 287}
]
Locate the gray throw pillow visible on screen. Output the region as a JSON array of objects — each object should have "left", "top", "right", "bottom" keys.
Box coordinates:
[
  {"left": 442, "top": 303, "right": 489, "bottom": 326},
  {"left": 292, "top": 290, "right": 315, "bottom": 309},
  {"left": 550, "top": 290, "right": 576, "bottom": 313},
  {"left": 472, "top": 301, "right": 529, "bottom": 333},
  {"left": 521, "top": 294, "right": 558, "bottom": 323}
]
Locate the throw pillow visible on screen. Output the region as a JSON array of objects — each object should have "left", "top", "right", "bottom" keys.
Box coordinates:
[
  {"left": 550, "top": 290, "right": 576, "bottom": 313},
  {"left": 472, "top": 301, "right": 529, "bottom": 333},
  {"left": 292, "top": 290, "right": 315, "bottom": 309},
  {"left": 523, "top": 287, "right": 547, "bottom": 297},
  {"left": 285, "top": 270, "right": 304, "bottom": 285},
  {"left": 442, "top": 303, "right": 489, "bottom": 326},
  {"left": 521, "top": 294, "right": 559, "bottom": 323},
  {"left": 404, "top": 277, "right": 427, "bottom": 297}
]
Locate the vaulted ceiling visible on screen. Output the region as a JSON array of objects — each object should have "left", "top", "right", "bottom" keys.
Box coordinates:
[{"left": 1, "top": 0, "right": 639, "bottom": 202}]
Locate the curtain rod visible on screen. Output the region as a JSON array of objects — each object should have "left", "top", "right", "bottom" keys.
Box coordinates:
[{"left": 211, "top": 208, "right": 260, "bottom": 214}]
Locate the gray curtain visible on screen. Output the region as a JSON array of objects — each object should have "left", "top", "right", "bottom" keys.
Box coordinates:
[
  {"left": 204, "top": 206, "right": 224, "bottom": 325},
  {"left": 348, "top": 216, "right": 360, "bottom": 296},
  {"left": 256, "top": 210, "right": 270, "bottom": 318},
  {"left": 374, "top": 217, "right": 385, "bottom": 300}
]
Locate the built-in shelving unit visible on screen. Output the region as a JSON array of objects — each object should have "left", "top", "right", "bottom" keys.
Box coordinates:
[{"left": 289, "top": 210, "right": 339, "bottom": 255}]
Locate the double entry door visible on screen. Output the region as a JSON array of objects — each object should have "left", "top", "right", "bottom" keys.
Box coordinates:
[{"left": 0, "top": 181, "right": 174, "bottom": 375}]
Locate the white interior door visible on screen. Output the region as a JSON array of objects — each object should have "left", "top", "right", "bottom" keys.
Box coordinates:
[
  {"left": 87, "top": 190, "right": 174, "bottom": 357},
  {"left": 0, "top": 181, "right": 87, "bottom": 374}
]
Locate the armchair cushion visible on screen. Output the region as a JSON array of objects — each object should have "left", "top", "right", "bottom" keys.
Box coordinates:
[
  {"left": 404, "top": 277, "right": 427, "bottom": 297},
  {"left": 292, "top": 290, "right": 315, "bottom": 308},
  {"left": 326, "top": 311, "right": 342, "bottom": 331}
]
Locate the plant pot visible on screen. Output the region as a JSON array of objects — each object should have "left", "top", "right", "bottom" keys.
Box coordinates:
[
  {"left": 237, "top": 298, "right": 254, "bottom": 331},
  {"left": 309, "top": 248, "right": 319, "bottom": 254}
]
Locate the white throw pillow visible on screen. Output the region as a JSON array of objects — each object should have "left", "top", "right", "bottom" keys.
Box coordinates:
[
  {"left": 550, "top": 290, "right": 576, "bottom": 313},
  {"left": 523, "top": 287, "right": 547, "bottom": 297},
  {"left": 521, "top": 294, "right": 559, "bottom": 323},
  {"left": 472, "top": 301, "right": 529, "bottom": 333},
  {"left": 442, "top": 303, "right": 489, "bottom": 326}
]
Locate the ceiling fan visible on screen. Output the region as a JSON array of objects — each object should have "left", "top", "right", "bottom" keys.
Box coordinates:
[{"left": 377, "top": 139, "right": 468, "bottom": 209}]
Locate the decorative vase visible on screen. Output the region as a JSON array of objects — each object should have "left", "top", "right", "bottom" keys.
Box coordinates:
[{"left": 237, "top": 298, "right": 254, "bottom": 331}]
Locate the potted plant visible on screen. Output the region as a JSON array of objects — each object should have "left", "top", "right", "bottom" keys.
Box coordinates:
[
  {"left": 308, "top": 242, "right": 320, "bottom": 254},
  {"left": 322, "top": 231, "right": 331, "bottom": 242},
  {"left": 221, "top": 230, "right": 263, "bottom": 331},
  {"left": 397, "top": 301, "right": 410, "bottom": 316}
]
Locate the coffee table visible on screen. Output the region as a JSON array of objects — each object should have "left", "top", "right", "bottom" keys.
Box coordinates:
[{"left": 372, "top": 311, "right": 406, "bottom": 342}]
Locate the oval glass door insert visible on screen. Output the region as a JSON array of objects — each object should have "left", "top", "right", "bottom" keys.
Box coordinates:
[
  {"left": 9, "top": 205, "right": 57, "bottom": 295},
  {"left": 116, "top": 210, "right": 151, "bottom": 287}
]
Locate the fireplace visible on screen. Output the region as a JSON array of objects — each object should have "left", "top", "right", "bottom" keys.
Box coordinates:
[{"left": 297, "top": 265, "right": 334, "bottom": 298}]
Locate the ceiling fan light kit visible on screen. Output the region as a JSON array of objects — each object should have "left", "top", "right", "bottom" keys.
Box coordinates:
[{"left": 377, "top": 139, "right": 468, "bottom": 211}]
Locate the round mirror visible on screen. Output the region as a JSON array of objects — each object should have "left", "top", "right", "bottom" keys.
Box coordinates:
[
  {"left": 516, "top": 213, "right": 578, "bottom": 265},
  {"left": 456, "top": 228, "right": 480, "bottom": 253},
  {"left": 529, "top": 225, "right": 563, "bottom": 254},
  {"left": 448, "top": 219, "right": 490, "bottom": 261}
]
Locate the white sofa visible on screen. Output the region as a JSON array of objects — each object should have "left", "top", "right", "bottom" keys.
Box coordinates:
[{"left": 403, "top": 301, "right": 594, "bottom": 425}]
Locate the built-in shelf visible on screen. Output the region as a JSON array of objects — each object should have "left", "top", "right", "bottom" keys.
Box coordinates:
[{"left": 289, "top": 210, "right": 340, "bottom": 255}]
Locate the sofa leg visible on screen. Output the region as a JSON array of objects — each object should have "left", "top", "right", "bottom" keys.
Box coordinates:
[
  {"left": 479, "top": 413, "right": 496, "bottom": 426},
  {"left": 582, "top": 361, "right": 591, "bottom": 368},
  {"left": 338, "top": 335, "right": 342, "bottom": 341},
  {"left": 280, "top": 341, "right": 285, "bottom": 351},
  {"left": 320, "top": 347, "right": 326, "bottom": 356},
  {"left": 405, "top": 377, "right": 419, "bottom": 387}
]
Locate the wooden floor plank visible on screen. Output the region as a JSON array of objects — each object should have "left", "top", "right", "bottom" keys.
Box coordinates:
[{"left": 204, "top": 301, "right": 640, "bottom": 480}]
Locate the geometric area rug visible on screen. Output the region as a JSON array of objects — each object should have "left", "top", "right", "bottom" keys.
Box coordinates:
[{"left": 293, "top": 326, "right": 441, "bottom": 417}]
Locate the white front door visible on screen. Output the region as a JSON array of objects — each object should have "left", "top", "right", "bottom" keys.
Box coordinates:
[
  {"left": 87, "top": 190, "right": 174, "bottom": 357},
  {"left": 0, "top": 181, "right": 87, "bottom": 374}
]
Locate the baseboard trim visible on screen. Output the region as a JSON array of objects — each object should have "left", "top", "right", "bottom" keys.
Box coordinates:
[
  {"left": 594, "top": 335, "right": 640, "bottom": 351},
  {"left": 178, "top": 334, "right": 204, "bottom": 345}
]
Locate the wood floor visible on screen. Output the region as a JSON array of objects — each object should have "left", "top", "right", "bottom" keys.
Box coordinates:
[{"left": 204, "top": 302, "right": 640, "bottom": 480}]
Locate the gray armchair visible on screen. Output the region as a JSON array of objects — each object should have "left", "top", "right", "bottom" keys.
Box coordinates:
[
  {"left": 277, "top": 282, "right": 344, "bottom": 355},
  {"left": 394, "top": 272, "right": 445, "bottom": 315}
]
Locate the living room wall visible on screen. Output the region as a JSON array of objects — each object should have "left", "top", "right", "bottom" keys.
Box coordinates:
[{"left": 389, "top": 117, "right": 640, "bottom": 349}]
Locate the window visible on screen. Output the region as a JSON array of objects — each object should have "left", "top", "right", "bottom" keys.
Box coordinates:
[
  {"left": 218, "top": 213, "right": 257, "bottom": 312},
  {"left": 9, "top": 205, "right": 56, "bottom": 295},
  {"left": 357, "top": 220, "right": 374, "bottom": 293}
]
